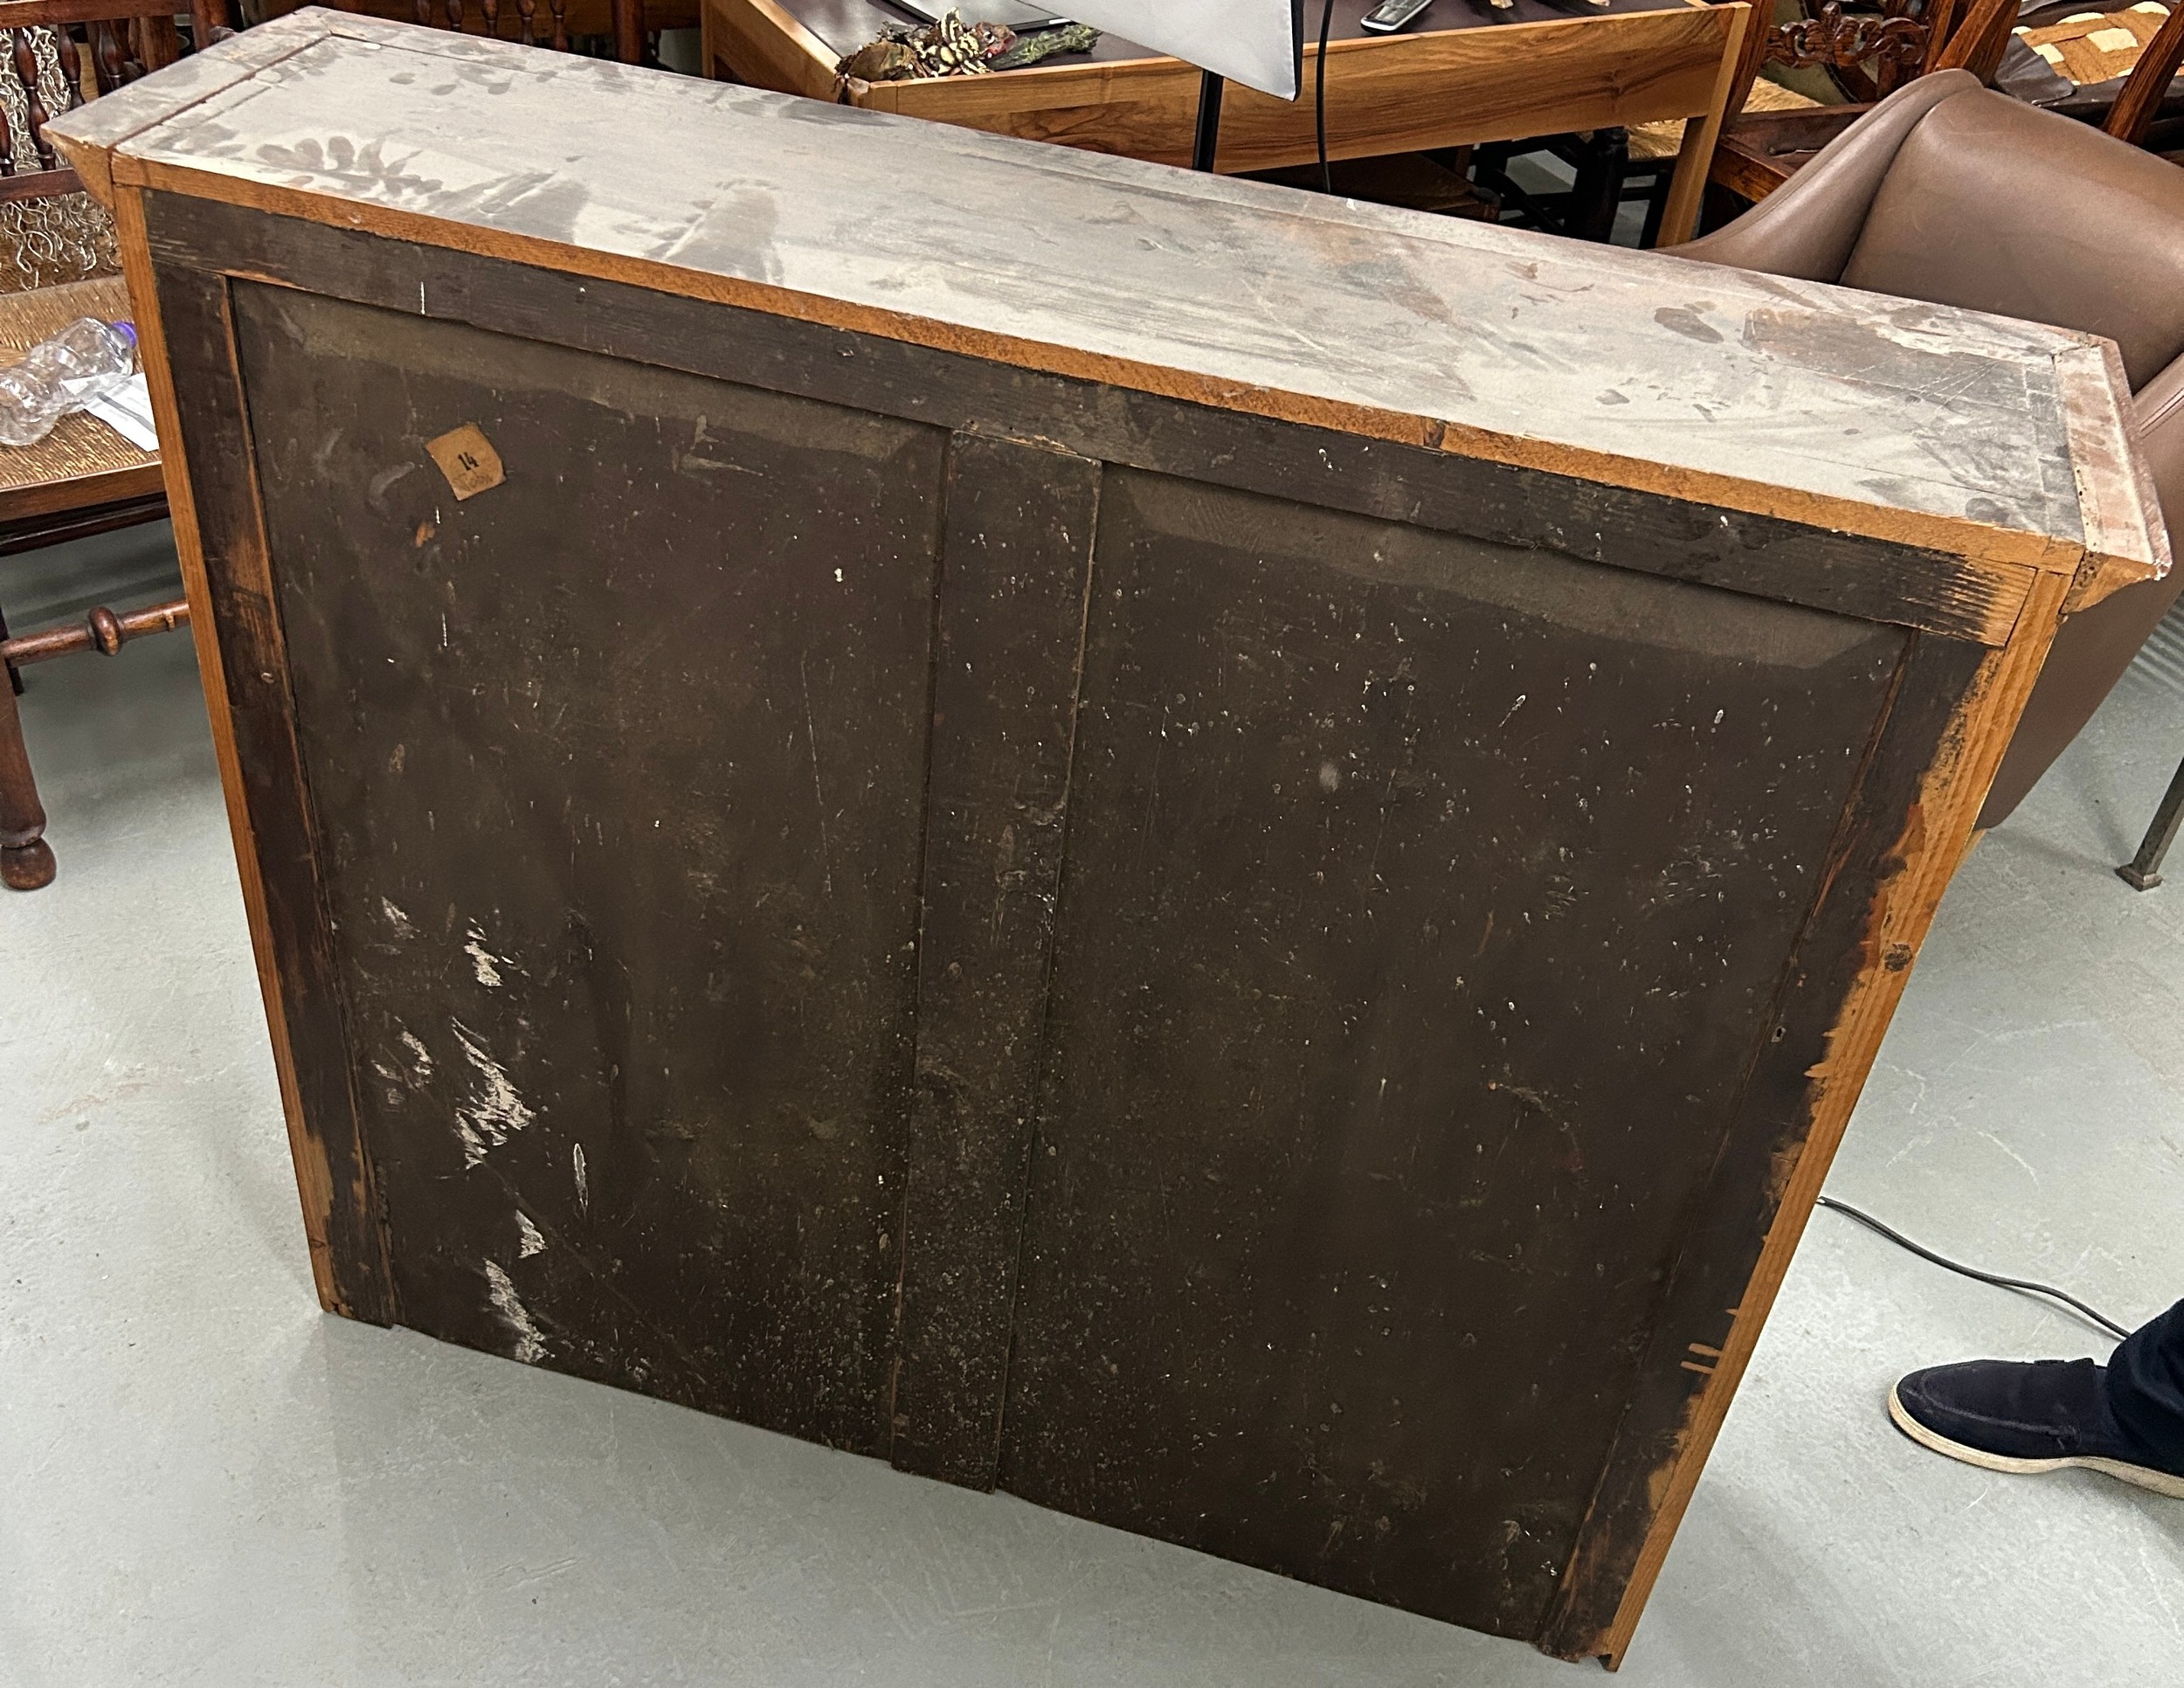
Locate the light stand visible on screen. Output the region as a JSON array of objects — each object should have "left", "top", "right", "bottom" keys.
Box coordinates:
[{"left": 1192, "top": 67, "right": 1224, "bottom": 172}]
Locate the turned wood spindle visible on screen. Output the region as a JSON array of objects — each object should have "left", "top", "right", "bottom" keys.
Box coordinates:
[
  {"left": 14, "top": 32, "right": 54, "bottom": 171},
  {"left": 480, "top": 0, "right": 501, "bottom": 37},
  {"left": 0, "top": 675, "right": 53, "bottom": 891},
  {"left": 548, "top": 0, "right": 569, "bottom": 52},
  {"left": 515, "top": 0, "right": 536, "bottom": 45},
  {"left": 444, "top": 0, "right": 464, "bottom": 32},
  {"left": 88, "top": 20, "right": 126, "bottom": 96},
  {"left": 55, "top": 27, "right": 82, "bottom": 111}
]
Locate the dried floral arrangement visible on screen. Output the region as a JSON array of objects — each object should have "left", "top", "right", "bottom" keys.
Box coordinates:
[{"left": 838, "top": 10, "right": 1102, "bottom": 82}]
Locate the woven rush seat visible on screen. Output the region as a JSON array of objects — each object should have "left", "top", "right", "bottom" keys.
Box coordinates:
[{"left": 1629, "top": 76, "right": 1824, "bottom": 163}]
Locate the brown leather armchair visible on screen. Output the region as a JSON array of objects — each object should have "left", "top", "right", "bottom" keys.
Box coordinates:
[{"left": 1674, "top": 70, "right": 2184, "bottom": 829}]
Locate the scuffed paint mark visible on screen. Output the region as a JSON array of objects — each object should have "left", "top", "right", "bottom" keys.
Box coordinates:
[
  {"left": 465, "top": 924, "right": 512, "bottom": 988},
  {"left": 517, "top": 1211, "right": 547, "bottom": 1257},
  {"left": 399, "top": 1030, "right": 433, "bottom": 1081},
  {"left": 572, "top": 1142, "right": 589, "bottom": 1214},
  {"left": 483, "top": 1260, "right": 546, "bottom": 1362},
  {"left": 451, "top": 1020, "right": 534, "bottom": 1169},
  {"left": 382, "top": 897, "right": 416, "bottom": 939}
]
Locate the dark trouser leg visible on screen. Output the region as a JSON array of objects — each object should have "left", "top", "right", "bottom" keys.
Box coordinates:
[{"left": 2106, "top": 1297, "right": 2184, "bottom": 1465}]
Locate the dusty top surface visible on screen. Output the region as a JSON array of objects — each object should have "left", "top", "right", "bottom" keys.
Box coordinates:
[{"left": 49, "top": 9, "right": 2166, "bottom": 581}]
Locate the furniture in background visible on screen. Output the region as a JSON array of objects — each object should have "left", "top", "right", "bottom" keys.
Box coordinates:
[
  {"left": 1676, "top": 70, "right": 2184, "bottom": 835},
  {"left": 1788, "top": 0, "right": 1940, "bottom": 102},
  {"left": 2105, "top": 2, "right": 2184, "bottom": 889},
  {"left": 0, "top": 275, "right": 175, "bottom": 891},
  {"left": 0, "top": 0, "right": 233, "bottom": 892},
  {"left": 1699, "top": 0, "right": 2018, "bottom": 207},
  {"left": 2001, "top": 0, "right": 2184, "bottom": 151},
  {"left": 1703, "top": 0, "right": 2184, "bottom": 216},
  {"left": 269, "top": 0, "right": 660, "bottom": 58},
  {"left": 2118, "top": 750, "right": 2184, "bottom": 888},
  {"left": 703, "top": 0, "right": 1754, "bottom": 245},
  {"left": 1476, "top": 0, "right": 2012, "bottom": 244},
  {"left": 2091, "top": 0, "right": 2184, "bottom": 146},
  {"left": 51, "top": 10, "right": 2160, "bottom": 1665}
]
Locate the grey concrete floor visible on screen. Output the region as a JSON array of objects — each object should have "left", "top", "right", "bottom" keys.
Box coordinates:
[{"left": 4, "top": 529, "right": 2183, "bottom": 1686}]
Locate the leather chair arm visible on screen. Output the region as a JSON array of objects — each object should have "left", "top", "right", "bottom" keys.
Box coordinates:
[{"left": 1671, "top": 72, "right": 1980, "bottom": 280}]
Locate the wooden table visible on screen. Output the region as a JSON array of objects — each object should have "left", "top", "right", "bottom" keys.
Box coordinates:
[
  {"left": 705, "top": 0, "right": 1752, "bottom": 242},
  {"left": 52, "top": 10, "right": 2162, "bottom": 1664}
]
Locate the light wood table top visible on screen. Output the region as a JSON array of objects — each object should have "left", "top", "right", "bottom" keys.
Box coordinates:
[{"left": 703, "top": 0, "right": 1754, "bottom": 241}]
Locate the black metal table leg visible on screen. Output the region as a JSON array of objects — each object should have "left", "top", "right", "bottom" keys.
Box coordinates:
[
  {"left": 2118, "top": 749, "right": 2184, "bottom": 889},
  {"left": 1192, "top": 70, "right": 1224, "bottom": 173}
]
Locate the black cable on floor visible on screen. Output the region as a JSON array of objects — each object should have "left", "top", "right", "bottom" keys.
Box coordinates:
[
  {"left": 1316, "top": 0, "right": 1335, "bottom": 194},
  {"left": 1815, "top": 1193, "right": 2133, "bottom": 1341}
]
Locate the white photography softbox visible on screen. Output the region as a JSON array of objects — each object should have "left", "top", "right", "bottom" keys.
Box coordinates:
[{"left": 1061, "top": 0, "right": 1306, "bottom": 100}]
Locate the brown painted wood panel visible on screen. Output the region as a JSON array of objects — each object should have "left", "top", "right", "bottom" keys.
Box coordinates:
[
  {"left": 149, "top": 263, "right": 396, "bottom": 1324},
  {"left": 888, "top": 432, "right": 1101, "bottom": 1490},
  {"left": 1538, "top": 626, "right": 1985, "bottom": 1657},
  {"left": 998, "top": 467, "right": 1913, "bottom": 1639},
  {"left": 227, "top": 281, "right": 945, "bottom": 1449}
]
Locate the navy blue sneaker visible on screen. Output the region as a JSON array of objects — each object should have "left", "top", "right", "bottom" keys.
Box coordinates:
[{"left": 1890, "top": 1359, "right": 2184, "bottom": 1498}]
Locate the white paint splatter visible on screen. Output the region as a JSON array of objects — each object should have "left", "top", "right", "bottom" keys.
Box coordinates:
[
  {"left": 483, "top": 1260, "right": 546, "bottom": 1362},
  {"left": 381, "top": 897, "right": 416, "bottom": 939},
  {"left": 572, "top": 1143, "right": 589, "bottom": 1214},
  {"left": 398, "top": 1031, "right": 433, "bottom": 1082},
  {"left": 517, "top": 1211, "right": 547, "bottom": 1257},
  {"left": 451, "top": 1020, "right": 533, "bottom": 1169},
  {"left": 465, "top": 924, "right": 511, "bottom": 988}
]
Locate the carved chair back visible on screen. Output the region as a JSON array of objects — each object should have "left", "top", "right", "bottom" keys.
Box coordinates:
[
  {"left": 0, "top": 0, "right": 232, "bottom": 291},
  {"left": 1727, "top": 0, "right": 2018, "bottom": 128}
]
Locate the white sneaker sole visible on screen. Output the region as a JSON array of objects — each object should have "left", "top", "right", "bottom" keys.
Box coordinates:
[{"left": 1889, "top": 1383, "right": 2184, "bottom": 1499}]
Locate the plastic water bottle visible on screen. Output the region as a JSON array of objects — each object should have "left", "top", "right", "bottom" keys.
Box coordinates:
[{"left": 0, "top": 317, "right": 140, "bottom": 448}]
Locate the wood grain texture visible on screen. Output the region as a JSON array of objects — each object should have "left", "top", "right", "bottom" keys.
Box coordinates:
[
  {"left": 135, "top": 233, "right": 396, "bottom": 1322},
  {"left": 139, "top": 191, "right": 2035, "bottom": 647},
  {"left": 45, "top": 13, "right": 2155, "bottom": 593},
  {"left": 837, "top": 6, "right": 1743, "bottom": 176},
  {"left": 993, "top": 466, "right": 1918, "bottom": 1643},
  {"left": 109, "top": 185, "right": 350, "bottom": 1299},
  {"left": 226, "top": 278, "right": 942, "bottom": 1445},
  {"left": 701, "top": 0, "right": 836, "bottom": 96},
  {"left": 1655, "top": 0, "right": 1753, "bottom": 243},
  {"left": 888, "top": 431, "right": 1099, "bottom": 1491},
  {"left": 1569, "top": 570, "right": 2077, "bottom": 1666},
  {"left": 2054, "top": 338, "right": 2176, "bottom": 610}
]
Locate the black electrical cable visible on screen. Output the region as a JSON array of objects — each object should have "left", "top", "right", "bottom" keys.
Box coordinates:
[
  {"left": 1312, "top": 3, "right": 1334, "bottom": 192},
  {"left": 1814, "top": 1193, "right": 2133, "bottom": 1342}
]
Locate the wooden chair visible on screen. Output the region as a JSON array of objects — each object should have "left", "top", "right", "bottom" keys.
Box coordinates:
[
  {"left": 1691, "top": 0, "right": 2021, "bottom": 215},
  {"left": 0, "top": 0, "right": 235, "bottom": 891},
  {"left": 2102, "top": 0, "right": 2184, "bottom": 148},
  {"left": 1486, "top": 0, "right": 2015, "bottom": 245}
]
